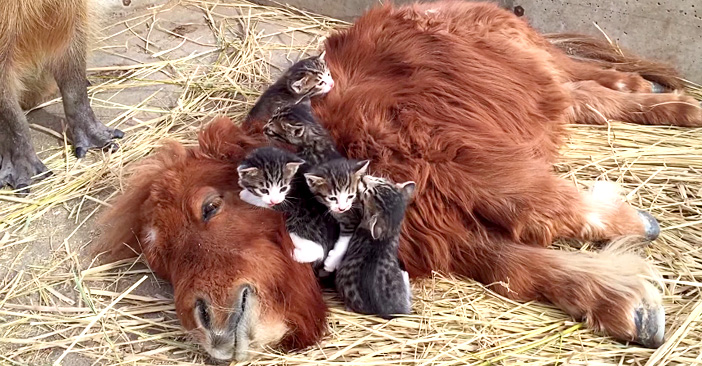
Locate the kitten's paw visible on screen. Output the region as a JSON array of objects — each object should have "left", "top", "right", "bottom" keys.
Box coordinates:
[
  {"left": 293, "top": 246, "right": 324, "bottom": 263},
  {"left": 323, "top": 252, "right": 340, "bottom": 272},
  {"left": 402, "top": 271, "right": 410, "bottom": 289},
  {"left": 289, "top": 233, "right": 325, "bottom": 263}
]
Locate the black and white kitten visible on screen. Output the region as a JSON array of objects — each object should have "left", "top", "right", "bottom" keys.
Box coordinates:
[
  {"left": 263, "top": 102, "right": 342, "bottom": 166},
  {"left": 237, "top": 146, "right": 339, "bottom": 264},
  {"left": 304, "top": 159, "right": 369, "bottom": 273},
  {"left": 335, "top": 175, "right": 415, "bottom": 318},
  {"left": 246, "top": 52, "right": 334, "bottom": 123}
]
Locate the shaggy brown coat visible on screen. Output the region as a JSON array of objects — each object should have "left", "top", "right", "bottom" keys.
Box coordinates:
[{"left": 98, "top": 1, "right": 701, "bottom": 358}]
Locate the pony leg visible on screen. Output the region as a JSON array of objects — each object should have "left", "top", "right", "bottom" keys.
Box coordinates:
[
  {"left": 556, "top": 55, "right": 659, "bottom": 93},
  {"left": 566, "top": 80, "right": 702, "bottom": 127},
  {"left": 570, "top": 66, "right": 659, "bottom": 93},
  {"left": 474, "top": 168, "right": 657, "bottom": 246},
  {"left": 467, "top": 238, "right": 664, "bottom": 348}
]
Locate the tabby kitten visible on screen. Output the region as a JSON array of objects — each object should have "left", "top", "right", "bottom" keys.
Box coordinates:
[
  {"left": 237, "top": 147, "right": 339, "bottom": 264},
  {"left": 335, "top": 175, "right": 415, "bottom": 318},
  {"left": 304, "top": 159, "right": 370, "bottom": 272},
  {"left": 237, "top": 146, "right": 303, "bottom": 207},
  {"left": 246, "top": 52, "right": 334, "bottom": 124},
  {"left": 263, "top": 102, "right": 342, "bottom": 166}
]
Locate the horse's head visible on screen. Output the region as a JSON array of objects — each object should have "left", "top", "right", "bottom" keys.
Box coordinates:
[{"left": 96, "top": 118, "right": 327, "bottom": 362}]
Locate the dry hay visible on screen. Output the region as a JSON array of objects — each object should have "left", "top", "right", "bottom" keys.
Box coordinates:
[{"left": 1, "top": 1, "right": 701, "bottom": 365}]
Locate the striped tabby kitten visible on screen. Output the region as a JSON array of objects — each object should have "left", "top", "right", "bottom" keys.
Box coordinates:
[
  {"left": 263, "top": 103, "right": 342, "bottom": 166},
  {"left": 237, "top": 147, "right": 340, "bottom": 264},
  {"left": 246, "top": 52, "right": 334, "bottom": 124},
  {"left": 304, "top": 159, "right": 370, "bottom": 272},
  {"left": 335, "top": 175, "right": 415, "bottom": 318}
]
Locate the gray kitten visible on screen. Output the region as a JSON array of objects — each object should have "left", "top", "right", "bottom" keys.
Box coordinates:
[
  {"left": 335, "top": 175, "right": 415, "bottom": 318},
  {"left": 263, "top": 102, "right": 342, "bottom": 166},
  {"left": 304, "top": 158, "right": 370, "bottom": 272},
  {"left": 237, "top": 147, "right": 340, "bottom": 264},
  {"left": 246, "top": 53, "right": 334, "bottom": 124}
]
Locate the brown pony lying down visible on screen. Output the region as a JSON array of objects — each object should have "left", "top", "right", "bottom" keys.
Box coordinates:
[{"left": 97, "top": 1, "right": 702, "bottom": 362}]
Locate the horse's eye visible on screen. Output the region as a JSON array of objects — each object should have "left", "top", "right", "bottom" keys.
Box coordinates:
[{"left": 202, "top": 197, "right": 223, "bottom": 222}]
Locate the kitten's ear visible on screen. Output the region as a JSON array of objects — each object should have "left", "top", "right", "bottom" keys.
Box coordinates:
[
  {"left": 319, "top": 50, "right": 326, "bottom": 60},
  {"left": 369, "top": 215, "right": 385, "bottom": 240},
  {"left": 282, "top": 123, "right": 304, "bottom": 138},
  {"left": 290, "top": 76, "right": 309, "bottom": 94},
  {"left": 353, "top": 160, "right": 371, "bottom": 176},
  {"left": 397, "top": 181, "right": 416, "bottom": 200},
  {"left": 304, "top": 173, "right": 325, "bottom": 189},
  {"left": 237, "top": 165, "right": 260, "bottom": 178},
  {"left": 284, "top": 161, "right": 304, "bottom": 177},
  {"left": 362, "top": 174, "right": 378, "bottom": 188}
]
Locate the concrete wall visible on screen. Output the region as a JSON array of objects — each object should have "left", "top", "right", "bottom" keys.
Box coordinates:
[{"left": 251, "top": 0, "right": 702, "bottom": 83}]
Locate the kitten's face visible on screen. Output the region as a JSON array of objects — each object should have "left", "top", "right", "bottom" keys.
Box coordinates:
[
  {"left": 264, "top": 116, "right": 307, "bottom": 146},
  {"left": 264, "top": 105, "right": 324, "bottom": 147},
  {"left": 305, "top": 160, "right": 370, "bottom": 214},
  {"left": 360, "top": 175, "right": 416, "bottom": 239},
  {"left": 237, "top": 148, "right": 304, "bottom": 207},
  {"left": 285, "top": 53, "right": 334, "bottom": 98}
]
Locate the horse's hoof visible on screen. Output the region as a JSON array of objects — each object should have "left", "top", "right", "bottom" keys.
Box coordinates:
[
  {"left": 103, "top": 141, "right": 120, "bottom": 154},
  {"left": 633, "top": 300, "right": 665, "bottom": 348},
  {"left": 75, "top": 147, "right": 88, "bottom": 159},
  {"left": 638, "top": 210, "right": 660, "bottom": 241}
]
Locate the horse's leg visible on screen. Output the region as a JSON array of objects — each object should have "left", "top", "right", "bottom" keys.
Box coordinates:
[
  {"left": 566, "top": 80, "right": 702, "bottom": 127},
  {"left": 472, "top": 163, "right": 657, "bottom": 246},
  {"left": 557, "top": 56, "right": 659, "bottom": 93},
  {"left": 572, "top": 67, "right": 659, "bottom": 93},
  {"left": 466, "top": 237, "right": 664, "bottom": 348}
]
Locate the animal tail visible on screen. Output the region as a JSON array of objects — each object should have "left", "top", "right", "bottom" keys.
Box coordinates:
[{"left": 545, "top": 33, "right": 685, "bottom": 91}]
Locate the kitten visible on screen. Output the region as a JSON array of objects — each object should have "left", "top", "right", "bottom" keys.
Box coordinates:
[
  {"left": 304, "top": 159, "right": 370, "bottom": 273},
  {"left": 246, "top": 52, "right": 334, "bottom": 124},
  {"left": 237, "top": 147, "right": 339, "bottom": 265},
  {"left": 334, "top": 175, "right": 415, "bottom": 318},
  {"left": 263, "top": 102, "right": 342, "bottom": 166}
]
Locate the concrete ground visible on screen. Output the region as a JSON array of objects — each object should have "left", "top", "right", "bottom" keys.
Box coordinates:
[{"left": 253, "top": 0, "right": 702, "bottom": 83}]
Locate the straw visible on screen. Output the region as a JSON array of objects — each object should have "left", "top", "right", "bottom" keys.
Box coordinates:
[{"left": 0, "top": 1, "right": 700, "bottom": 365}]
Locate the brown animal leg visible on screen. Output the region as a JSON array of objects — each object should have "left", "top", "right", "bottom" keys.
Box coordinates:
[
  {"left": 556, "top": 180, "right": 660, "bottom": 243},
  {"left": 0, "top": 76, "right": 51, "bottom": 192},
  {"left": 576, "top": 67, "right": 659, "bottom": 93},
  {"left": 19, "top": 69, "right": 58, "bottom": 110},
  {"left": 50, "top": 29, "right": 123, "bottom": 158},
  {"left": 473, "top": 164, "right": 656, "bottom": 246},
  {"left": 566, "top": 80, "right": 702, "bottom": 126},
  {"left": 469, "top": 238, "right": 664, "bottom": 348}
]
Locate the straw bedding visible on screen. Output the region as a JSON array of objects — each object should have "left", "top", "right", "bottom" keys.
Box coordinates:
[{"left": 0, "top": 1, "right": 700, "bottom": 365}]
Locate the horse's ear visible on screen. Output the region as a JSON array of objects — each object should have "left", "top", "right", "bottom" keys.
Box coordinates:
[
  {"left": 198, "top": 116, "right": 264, "bottom": 162},
  {"left": 93, "top": 141, "right": 187, "bottom": 263}
]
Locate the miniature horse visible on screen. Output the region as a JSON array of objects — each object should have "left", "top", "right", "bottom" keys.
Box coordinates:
[{"left": 97, "top": 1, "right": 701, "bottom": 362}]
